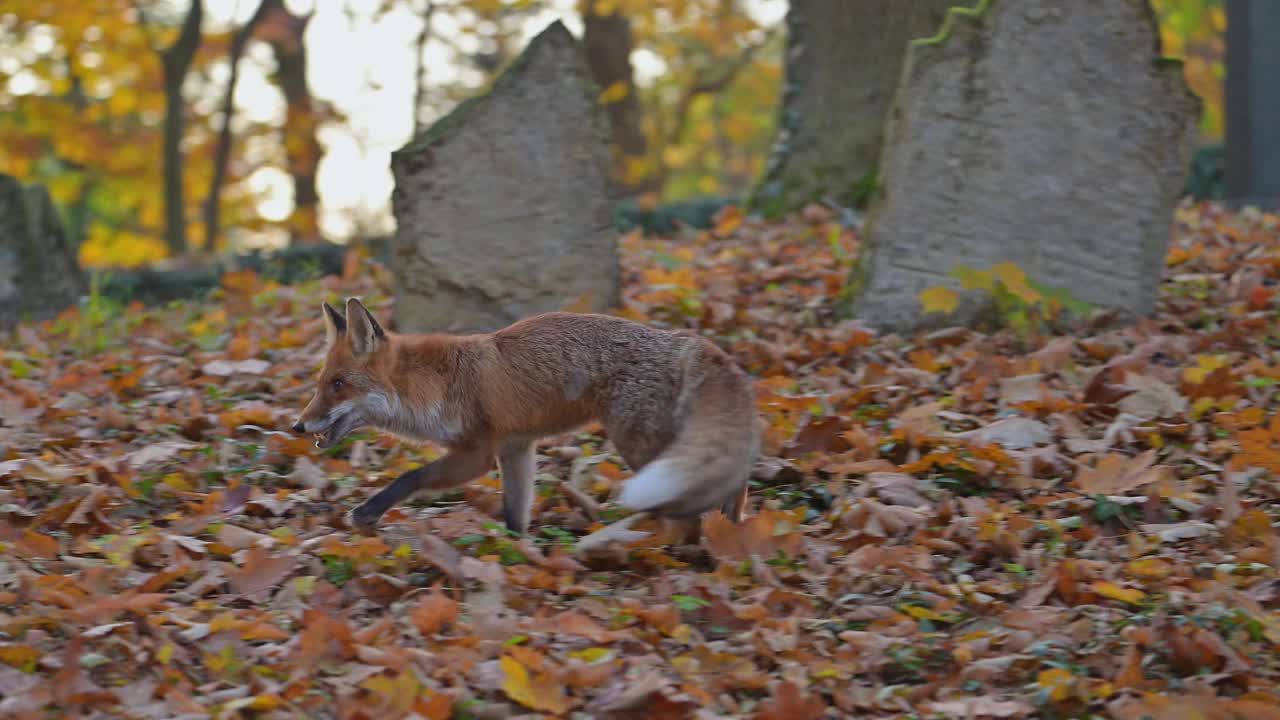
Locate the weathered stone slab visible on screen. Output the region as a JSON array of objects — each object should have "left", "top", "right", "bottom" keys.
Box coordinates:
[
  {"left": 849, "top": 0, "right": 1200, "bottom": 333},
  {"left": 753, "top": 0, "right": 955, "bottom": 216},
  {"left": 389, "top": 20, "right": 618, "bottom": 334},
  {"left": 0, "top": 174, "right": 85, "bottom": 332}
]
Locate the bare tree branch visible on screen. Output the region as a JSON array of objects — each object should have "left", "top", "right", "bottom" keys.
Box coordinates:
[
  {"left": 411, "top": 1, "right": 438, "bottom": 136},
  {"left": 664, "top": 28, "right": 777, "bottom": 152}
]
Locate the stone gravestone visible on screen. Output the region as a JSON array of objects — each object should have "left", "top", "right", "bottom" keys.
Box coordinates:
[
  {"left": 389, "top": 20, "right": 618, "bottom": 334},
  {"left": 848, "top": 0, "right": 1200, "bottom": 333},
  {"left": 0, "top": 174, "right": 85, "bottom": 332},
  {"left": 753, "top": 0, "right": 955, "bottom": 216}
]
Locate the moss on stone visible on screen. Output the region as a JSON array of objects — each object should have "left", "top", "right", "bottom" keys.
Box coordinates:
[{"left": 911, "top": 0, "right": 992, "bottom": 47}]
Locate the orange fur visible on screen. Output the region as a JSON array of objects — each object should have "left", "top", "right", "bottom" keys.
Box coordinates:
[{"left": 294, "top": 298, "right": 760, "bottom": 535}]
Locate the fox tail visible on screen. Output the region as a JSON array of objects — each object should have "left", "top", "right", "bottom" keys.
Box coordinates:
[{"left": 616, "top": 347, "right": 759, "bottom": 521}]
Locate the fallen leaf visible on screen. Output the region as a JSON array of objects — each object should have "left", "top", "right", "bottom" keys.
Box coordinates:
[
  {"left": 753, "top": 681, "right": 826, "bottom": 720},
  {"left": 201, "top": 359, "right": 270, "bottom": 376},
  {"left": 919, "top": 285, "right": 960, "bottom": 315},
  {"left": 1075, "top": 450, "right": 1171, "bottom": 495},
  {"left": 927, "top": 697, "right": 1033, "bottom": 718},
  {"left": 500, "top": 654, "right": 573, "bottom": 715},
  {"left": 1092, "top": 581, "right": 1145, "bottom": 605},
  {"left": 226, "top": 546, "right": 296, "bottom": 595},
  {"left": 410, "top": 589, "right": 458, "bottom": 637}
]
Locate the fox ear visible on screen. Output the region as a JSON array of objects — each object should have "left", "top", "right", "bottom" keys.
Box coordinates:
[
  {"left": 344, "top": 297, "right": 386, "bottom": 355},
  {"left": 322, "top": 302, "right": 346, "bottom": 346}
]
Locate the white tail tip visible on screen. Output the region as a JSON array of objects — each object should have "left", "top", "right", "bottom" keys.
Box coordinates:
[{"left": 616, "top": 459, "right": 684, "bottom": 511}]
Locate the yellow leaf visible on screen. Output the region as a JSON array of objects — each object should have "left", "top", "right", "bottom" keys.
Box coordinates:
[
  {"left": 161, "top": 473, "right": 191, "bottom": 492},
  {"left": 500, "top": 655, "right": 573, "bottom": 715},
  {"left": 1210, "top": 6, "right": 1226, "bottom": 31},
  {"left": 1183, "top": 355, "right": 1228, "bottom": 384},
  {"left": 157, "top": 643, "right": 174, "bottom": 664},
  {"left": 567, "top": 647, "right": 615, "bottom": 664},
  {"left": 598, "top": 80, "right": 630, "bottom": 104},
  {"left": 902, "top": 605, "right": 947, "bottom": 621},
  {"left": 919, "top": 285, "right": 959, "bottom": 315},
  {"left": 1126, "top": 558, "right": 1173, "bottom": 580},
  {"left": 0, "top": 645, "right": 39, "bottom": 672},
  {"left": 1037, "top": 667, "right": 1074, "bottom": 702},
  {"left": 1092, "top": 581, "right": 1146, "bottom": 605},
  {"left": 362, "top": 671, "right": 420, "bottom": 713},
  {"left": 992, "top": 262, "right": 1042, "bottom": 304}
]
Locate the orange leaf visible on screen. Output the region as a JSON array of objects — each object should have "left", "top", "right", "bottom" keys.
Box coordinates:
[{"left": 409, "top": 590, "right": 458, "bottom": 637}]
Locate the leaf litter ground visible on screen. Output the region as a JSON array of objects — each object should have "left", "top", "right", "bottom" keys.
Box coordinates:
[{"left": 1, "top": 202, "right": 1279, "bottom": 719}]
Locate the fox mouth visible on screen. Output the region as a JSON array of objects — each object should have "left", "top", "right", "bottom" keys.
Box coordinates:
[{"left": 312, "top": 410, "right": 356, "bottom": 449}]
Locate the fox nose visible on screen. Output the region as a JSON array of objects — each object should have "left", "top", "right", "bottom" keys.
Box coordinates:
[{"left": 291, "top": 421, "right": 306, "bottom": 434}]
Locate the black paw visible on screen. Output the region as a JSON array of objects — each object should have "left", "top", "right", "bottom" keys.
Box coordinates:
[{"left": 348, "top": 503, "right": 383, "bottom": 534}]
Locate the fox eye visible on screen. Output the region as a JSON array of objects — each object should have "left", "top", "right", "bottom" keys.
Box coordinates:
[{"left": 330, "top": 377, "right": 344, "bottom": 391}]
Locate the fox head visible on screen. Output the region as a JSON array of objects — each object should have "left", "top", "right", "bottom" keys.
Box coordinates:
[{"left": 292, "top": 298, "right": 400, "bottom": 449}]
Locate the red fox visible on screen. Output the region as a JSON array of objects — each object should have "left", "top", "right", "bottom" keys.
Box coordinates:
[{"left": 292, "top": 298, "right": 760, "bottom": 536}]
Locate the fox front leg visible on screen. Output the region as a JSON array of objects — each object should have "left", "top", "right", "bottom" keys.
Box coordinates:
[
  {"left": 348, "top": 442, "right": 494, "bottom": 532},
  {"left": 496, "top": 440, "right": 536, "bottom": 535}
]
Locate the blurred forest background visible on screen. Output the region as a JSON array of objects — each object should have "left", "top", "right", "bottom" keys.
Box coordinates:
[{"left": 0, "top": 0, "right": 1225, "bottom": 270}]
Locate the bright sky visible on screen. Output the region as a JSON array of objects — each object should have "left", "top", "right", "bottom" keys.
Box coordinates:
[{"left": 205, "top": 0, "right": 786, "bottom": 244}]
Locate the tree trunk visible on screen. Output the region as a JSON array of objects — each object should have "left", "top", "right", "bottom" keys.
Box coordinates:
[
  {"left": 262, "top": 0, "right": 322, "bottom": 244},
  {"left": 1226, "top": 0, "right": 1280, "bottom": 208},
  {"left": 204, "top": 0, "right": 271, "bottom": 252},
  {"left": 751, "top": 0, "right": 955, "bottom": 216},
  {"left": 582, "top": 0, "right": 647, "bottom": 193},
  {"left": 160, "top": 0, "right": 204, "bottom": 256}
]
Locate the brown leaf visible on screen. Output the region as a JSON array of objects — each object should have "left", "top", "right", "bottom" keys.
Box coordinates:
[
  {"left": 784, "top": 416, "right": 852, "bottom": 457},
  {"left": 1074, "top": 450, "right": 1171, "bottom": 495},
  {"left": 409, "top": 589, "right": 459, "bottom": 637},
  {"left": 894, "top": 401, "right": 945, "bottom": 444},
  {"left": 1110, "top": 694, "right": 1280, "bottom": 720},
  {"left": 545, "top": 609, "right": 620, "bottom": 643},
  {"left": 215, "top": 524, "right": 269, "bottom": 550},
  {"left": 589, "top": 671, "right": 695, "bottom": 719},
  {"left": 703, "top": 509, "right": 803, "bottom": 561},
  {"left": 226, "top": 546, "right": 296, "bottom": 595},
  {"left": 1118, "top": 372, "right": 1188, "bottom": 419},
  {"left": 1083, "top": 368, "right": 1136, "bottom": 406},
  {"left": 753, "top": 681, "right": 826, "bottom": 720}
]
